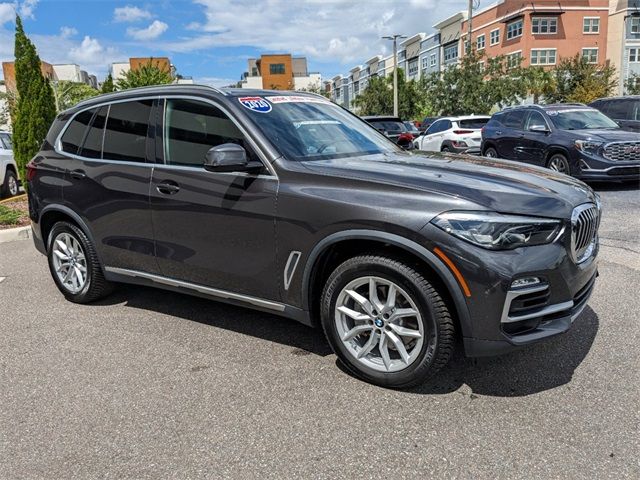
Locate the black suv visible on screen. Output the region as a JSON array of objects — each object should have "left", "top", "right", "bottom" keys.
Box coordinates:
[
  {"left": 482, "top": 104, "right": 640, "bottom": 182},
  {"left": 362, "top": 116, "right": 414, "bottom": 149},
  {"left": 29, "top": 86, "right": 600, "bottom": 388},
  {"left": 590, "top": 96, "right": 640, "bottom": 133}
]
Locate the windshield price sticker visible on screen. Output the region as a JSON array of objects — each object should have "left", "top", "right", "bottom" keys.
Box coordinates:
[
  {"left": 238, "top": 97, "right": 272, "bottom": 113},
  {"left": 265, "top": 95, "right": 331, "bottom": 104}
]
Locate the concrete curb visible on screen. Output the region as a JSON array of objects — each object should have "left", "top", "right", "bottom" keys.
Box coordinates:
[{"left": 0, "top": 226, "right": 31, "bottom": 243}]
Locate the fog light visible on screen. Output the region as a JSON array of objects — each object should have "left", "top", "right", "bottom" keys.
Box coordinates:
[{"left": 511, "top": 277, "right": 541, "bottom": 289}]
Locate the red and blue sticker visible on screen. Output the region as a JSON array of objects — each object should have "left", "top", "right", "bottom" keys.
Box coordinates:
[{"left": 238, "top": 96, "right": 272, "bottom": 113}]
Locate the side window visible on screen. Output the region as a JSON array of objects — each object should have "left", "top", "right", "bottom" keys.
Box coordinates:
[
  {"left": 60, "top": 109, "right": 95, "bottom": 155},
  {"left": 503, "top": 110, "right": 527, "bottom": 130},
  {"left": 606, "top": 100, "right": 630, "bottom": 120},
  {"left": 525, "top": 111, "right": 547, "bottom": 130},
  {"left": 632, "top": 101, "right": 640, "bottom": 121},
  {"left": 0, "top": 133, "right": 11, "bottom": 150},
  {"left": 79, "top": 106, "right": 108, "bottom": 159},
  {"left": 426, "top": 120, "right": 447, "bottom": 135},
  {"left": 163, "top": 98, "right": 256, "bottom": 167},
  {"left": 102, "top": 100, "right": 153, "bottom": 162}
]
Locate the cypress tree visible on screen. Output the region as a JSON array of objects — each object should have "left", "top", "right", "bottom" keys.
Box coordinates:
[{"left": 12, "top": 15, "right": 56, "bottom": 181}]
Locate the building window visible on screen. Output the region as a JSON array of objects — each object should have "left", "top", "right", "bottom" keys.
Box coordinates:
[
  {"left": 583, "top": 17, "right": 600, "bottom": 33},
  {"left": 408, "top": 58, "right": 419, "bottom": 76},
  {"left": 421, "top": 56, "right": 429, "bottom": 70},
  {"left": 430, "top": 53, "right": 437, "bottom": 67},
  {"left": 444, "top": 43, "right": 458, "bottom": 62},
  {"left": 477, "top": 34, "right": 485, "bottom": 50},
  {"left": 269, "top": 63, "right": 286, "bottom": 74},
  {"left": 353, "top": 81, "right": 359, "bottom": 95},
  {"left": 631, "top": 17, "right": 640, "bottom": 34},
  {"left": 532, "top": 17, "right": 557, "bottom": 34},
  {"left": 490, "top": 28, "right": 500, "bottom": 45},
  {"left": 530, "top": 49, "right": 557, "bottom": 65},
  {"left": 506, "top": 19, "right": 523, "bottom": 40},
  {"left": 629, "top": 48, "right": 640, "bottom": 63},
  {"left": 582, "top": 48, "right": 598, "bottom": 64},
  {"left": 506, "top": 51, "right": 522, "bottom": 69}
]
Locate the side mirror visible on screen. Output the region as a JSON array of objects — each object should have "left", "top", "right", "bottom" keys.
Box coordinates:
[
  {"left": 204, "top": 143, "right": 248, "bottom": 172},
  {"left": 529, "top": 125, "right": 549, "bottom": 133}
]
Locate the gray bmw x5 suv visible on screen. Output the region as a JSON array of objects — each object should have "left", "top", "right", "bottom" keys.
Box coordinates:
[{"left": 28, "top": 85, "right": 600, "bottom": 388}]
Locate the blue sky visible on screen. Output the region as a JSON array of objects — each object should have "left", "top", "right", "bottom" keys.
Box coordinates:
[{"left": 0, "top": 0, "right": 467, "bottom": 86}]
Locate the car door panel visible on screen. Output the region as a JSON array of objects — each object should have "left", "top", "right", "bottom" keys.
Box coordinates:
[{"left": 150, "top": 97, "right": 278, "bottom": 300}]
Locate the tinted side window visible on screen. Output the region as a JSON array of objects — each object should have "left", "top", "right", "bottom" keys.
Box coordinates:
[
  {"left": 503, "top": 110, "right": 527, "bottom": 129},
  {"left": 102, "top": 100, "right": 153, "bottom": 162},
  {"left": 60, "top": 109, "right": 95, "bottom": 155},
  {"left": 0, "top": 133, "right": 11, "bottom": 150},
  {"left": 632, "top": 101, "right": 640, "bottom": 121},
  {"left": 426, "top": 120, "right": 443, "bottom": 135},
  {"left": 525, "top": 111, "right": 547, "bottom": 130},
  {"left": 163, "top": 99, "right": 256, "bottom": 168},
  {"left": 606, "top": 100, "right": 630, "bottom": 120},
  {"left": 79, "top": 106, "right": 108, "bottom": 159}
]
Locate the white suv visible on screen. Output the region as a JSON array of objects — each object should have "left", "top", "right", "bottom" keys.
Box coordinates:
[
  {"left": 413, "top": 115, "right": 490, "bottom": 154},
  {"left": 0, "top": 131, "right": 19, "bottom": 198}
]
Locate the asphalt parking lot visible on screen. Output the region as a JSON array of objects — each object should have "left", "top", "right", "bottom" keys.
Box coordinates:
[{"left": 0, "top": 183, "right": 638, "bottom": 479}]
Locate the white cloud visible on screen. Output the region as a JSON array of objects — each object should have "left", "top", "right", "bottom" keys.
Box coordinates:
[
  {"left": 114, "top": 5, "right": 152, "bottom": 23},
  {"left": 158, "top": 0, "right": 467, "bottom": 65},
  {"left": 196, "top": 76, "right": 237, "bottom": 88},
  {"left": 127, "top": 20, "right": 168, "bottom": 41},
  {"left": 59, "top": 26, "right": 77, "bottom": 38},
  {"left": 18, "top": 0, "right": 37, "bottom": 19},
  {"left": 0, "top": 2, "right": 16, "bottom": 25}
]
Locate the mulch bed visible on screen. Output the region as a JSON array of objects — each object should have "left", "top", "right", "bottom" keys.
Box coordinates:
[{"left": 0, "top": 196, "right": 30, "bottom": 230}]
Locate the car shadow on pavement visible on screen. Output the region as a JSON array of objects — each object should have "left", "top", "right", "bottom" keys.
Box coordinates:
[
  {"left": 410, "top": 306, "right": 600, "bottom": 397},
  {"left": 588, "top": 181, "right": 639, "bottom": 192},
  {"left": 93, "top": 285, "right": 334, "bottom": 357}
]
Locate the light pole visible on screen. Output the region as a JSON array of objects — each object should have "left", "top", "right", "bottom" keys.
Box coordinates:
[{"left": 382, "top": 34, "right": 406, "bottom": 117}]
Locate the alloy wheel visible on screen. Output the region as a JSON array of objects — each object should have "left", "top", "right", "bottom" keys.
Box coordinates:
[
  {"left": 8, "top": 175, "right": 18, "bottom": 196},
  {"left": 548, "top": 155, "right": 569, "bottom": 174},
  {"left": 51, "top": 232, "right": 88, "bottom": 294},
  {"left": 334, "top": 276, "right": 424, "bottom": 373}
]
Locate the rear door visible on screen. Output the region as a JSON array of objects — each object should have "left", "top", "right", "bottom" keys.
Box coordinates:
[
  {"left": 59, "top": 99, "right": 158, "bottom": 274},
  {"left": 149, "top": 97, "right": 278, "bottom": 300},
  {"left": 495, "top": 110, "right": 526, "bottom": 159},
  {"left": 420, "top": 119, "right": 450, "bottom": 151}
]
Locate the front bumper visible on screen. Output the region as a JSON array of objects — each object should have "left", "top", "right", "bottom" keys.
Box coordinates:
[
  {"left": 421, "top": 222, "right": 599, "bottom": 357},
  {"left": 577, "top": 151, "right": 640, "bottom": 182}
]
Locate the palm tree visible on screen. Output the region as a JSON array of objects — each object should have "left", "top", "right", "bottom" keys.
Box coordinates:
[{"left": 116, "top": 60, "right": 173, "bottom": 90}]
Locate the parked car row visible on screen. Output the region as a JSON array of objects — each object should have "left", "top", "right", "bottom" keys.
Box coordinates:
[
  {"left": 0, "top": 130, "right": 20, "bottom": 198},
  {"left": 413, "top": 115, "right": 489, "bottom": 155}
]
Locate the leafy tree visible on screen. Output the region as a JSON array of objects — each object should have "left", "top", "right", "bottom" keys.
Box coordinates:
[
  {"left": 546, "top": 54, "right": 617, "bottom": 104},
  {"left": 422, "top": 50, "right": 525, "bottom": 116},
  {"left": 116, "top": 60, "right": 173, "bottom": 90},
  {"left": 101, "top": 73, "right": 115, "bottom": 93},
  {"left": 52, "top": 81, "right": 99, "bottom": 111},
  {"left": 626, "top": 73, "right": 640, "bottom": 95},
  {"left": 522, "top": 67, "right": 556, "bottom": 104},
  {"left": 353, "top": 69, "right": 424, "bottom": 119},
  {"left": 12, "top": 15, "right": 56, "bottom": 182}
]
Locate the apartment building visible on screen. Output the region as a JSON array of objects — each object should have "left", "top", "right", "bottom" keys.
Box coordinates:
[
  {"left": 1, "top": 61, "right": 55, "bottom": 94},
  {"left": 110, "top": 57, "right": 174, "bottom": 82},
  {"left": 608, "top": 0, "right": 640, "bottom": 93},
  {"left": 420, "top": 33, "right": 442, "bottom": 77},
  {"left": 437, "top": 11, "right": 469, "bottom": 69},
  {"left": 240, "top": 54, "right": 321, "bottom": 91},
  {"left": 461, "top": 0, "right": 609, "bottom": 69}
]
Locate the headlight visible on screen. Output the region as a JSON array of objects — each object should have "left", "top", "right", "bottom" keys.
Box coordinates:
[
  {"left": 575, "top": 139, "right": 603, "bottom": 154},
  {"left": 431, "top": 211, "right": 563, "bottom": 250}
]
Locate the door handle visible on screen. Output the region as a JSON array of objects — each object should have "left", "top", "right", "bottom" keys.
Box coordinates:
[
  {"left": 156, "top": 181, "right": 180, "bottom": 195},
  {"left": 495, "top": 130, "right": 503, "bottom": 135},
  {"left": 70, "top": 169, "right": 86, "bottom": 179}
]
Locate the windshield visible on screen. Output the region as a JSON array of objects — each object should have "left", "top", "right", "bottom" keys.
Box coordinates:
[
  {"left": 241, "top": 96, "right": 399, "bottom": 161},
  {"left": 548, "top": 108, "right": 619, "bottom": 130},
  {"left": 368, "top": 120, "right": 406, "bottom": 133}
]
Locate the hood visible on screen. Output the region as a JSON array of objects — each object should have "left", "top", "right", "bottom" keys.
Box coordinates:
[
  {"left": 300, "top": 152, "right": 596, "bottom": 219},
  {"left": 572, "top": 129, "right": 640, "bottom": 142}
]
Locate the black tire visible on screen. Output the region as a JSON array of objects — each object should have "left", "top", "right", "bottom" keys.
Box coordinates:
[
  {"left": 441, "top": 146, "right": 451, "bottom": 153},
  {"left": 47, "top": 221, "right": 113, "bottom": 303},
  {"left": 483, "top": 146, "right": 498, "bottom": 158},
  {"left": 547, "top": 153, "right": 571, "bottom": 175},
  {"left": 1, "top": 169, "right": 19, "bottom": 197},
  {"left": 320, "top": 255, "right": 455, "bottom": 388}
]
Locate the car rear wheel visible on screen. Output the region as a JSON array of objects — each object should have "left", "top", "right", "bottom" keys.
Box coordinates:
[
  {"left": 1, "top": 170, "right": 19, "bottom": 197},
  {"left": 320, "top": 255, "right": 455, "bottom": 388},
  {"left": 547, "top": 154, "right": 570, "bottom": 175},
  {"left": 47, "top": 221, "right": 113, "bottom": 303},
  {"left": 483, "top": 146, "right": 498, "bottom": 158},
  {"left": 441, "top": 146, "right": 451, "bottom": 153}
]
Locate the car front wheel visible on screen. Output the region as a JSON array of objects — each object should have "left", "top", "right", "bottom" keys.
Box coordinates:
[
  {"left": 547, "top": 153, "right": 570, "bottom": 175},
  {"left": 47, "top": 221, "right": 113, "bottom": 303},
  {"left": 483, "top": 146, "right": 498, "bottom": 158},
  {"left": 321, "top": 255, "right": 455, "bottom": 388},
  {"left": 1, "top": 170, "right": 19, "bottom": 197}
]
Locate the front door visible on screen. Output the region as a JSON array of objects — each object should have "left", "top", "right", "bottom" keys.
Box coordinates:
[
  {"left": 150, "top": 97, "right": 278, "bottom": 300},
  {"left": 518, "top": 111, "right": 550, "bottom": 166}
]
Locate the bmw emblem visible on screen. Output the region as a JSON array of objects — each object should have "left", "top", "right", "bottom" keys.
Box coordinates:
[{"left": 374, "top": 318, "right": 384, "bottom": 328}]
